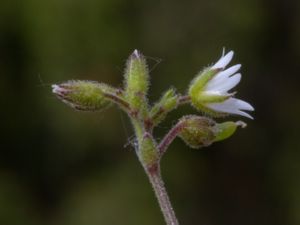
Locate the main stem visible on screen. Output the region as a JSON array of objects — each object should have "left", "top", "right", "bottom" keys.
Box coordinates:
[
  {"left": 131, "top": 118, "right": 179, "bottom": 225},
  {"left": 146, "top": 165, "right": 179, "bottom": 225}
]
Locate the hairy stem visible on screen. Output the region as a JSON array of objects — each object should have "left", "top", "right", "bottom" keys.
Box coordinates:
[
  {"left": 129, "top": 101, "right": 179, "bottom": 225},
  {"left": 158, "top": 120, "right": 186, "bottom": 156},
  {"left": 146, "top": 164, "right": 179, "bottom": 225}
]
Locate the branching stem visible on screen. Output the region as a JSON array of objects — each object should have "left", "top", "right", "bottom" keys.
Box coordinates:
[{"left": 130, "top": 114, "right": 180, "bottom": 225}]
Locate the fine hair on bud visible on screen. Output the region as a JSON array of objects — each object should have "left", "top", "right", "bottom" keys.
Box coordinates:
[
  {"left": 52, "top": 80, "right": 112, "bottom": 111},
  {"left": 124, "top": 50, "right": 150, "bottom": 112},
  {"left": 178, "top": 115, "right": 216, "bottom": 149},
  {"left": 149, "top": 88, "right": 178, "bottom": 127}
]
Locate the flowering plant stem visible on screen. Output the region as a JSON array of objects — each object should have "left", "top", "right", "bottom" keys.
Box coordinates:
[
  {"left": 145, "top": 164, "right": 179, "bottom": 225},
  {"left": 131, "top": 117, "right": 179, "bottom": 225}
]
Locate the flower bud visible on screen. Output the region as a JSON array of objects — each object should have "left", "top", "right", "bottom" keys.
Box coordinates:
[
  {"left": 178, "top": 115, "right": 216, "bottom": 149},
  {"left": 52, "top": 80, "right": 111, "bottom": 111},
  {"left": 139, "top": 133, "right": 159, "bottom": 166},
  {"left": 149, "top": 88, "right": 178, "bottom": 126},
  {"left": 124, "top": 50, "right": 149, "bottom": 112}
]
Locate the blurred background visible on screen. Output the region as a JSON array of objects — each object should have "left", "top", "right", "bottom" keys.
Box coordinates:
[{"left": 1, "top": 0, "right": 300, "bottom": 224}]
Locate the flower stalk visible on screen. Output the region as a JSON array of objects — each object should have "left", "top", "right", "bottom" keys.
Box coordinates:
[{"left": 52, "top": 49, "right": 254, "bottom": 225}]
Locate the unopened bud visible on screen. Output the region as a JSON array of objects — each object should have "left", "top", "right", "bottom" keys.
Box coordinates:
[
  {"left": 178, "top": 115, "right": 216, "bottom": 149},
  {"left": 52, "top": 80, "right": 111, "bottom": 111},
  {"left": 139, "top": 133, "right": 159, "bottom": 166},
  {"left": 124, "top": 50, "right": 149, "bottom": 111},
  {"left": 150, "top": 88, "right": 178, "bottom": 126}
]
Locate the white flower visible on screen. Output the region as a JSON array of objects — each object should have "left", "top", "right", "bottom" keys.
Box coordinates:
[{"left": 189, "top": 50, "right": 254, "bottom": 119}]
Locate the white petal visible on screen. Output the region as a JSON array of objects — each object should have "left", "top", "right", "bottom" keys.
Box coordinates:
[
  {"left": 211, "top": 51, "right": 234, "bottom": 69},
  {"left": 215, "top": 73, "right": 241, "bottom": 93},
  {"left": 214, "top": 64, "right": 241, "bottom": 81},
  {"left": 207, "top": 99, "right": 239, "bottom": 113},
  {"left": 205, "top": 64, "right": 241, "bottom": 91},
  {"left": 228, "top": 98, "right": 254, "bottom": 111},
  {"left": 233, "top": 111, "right": 254, "bottom": 119},
  {"left": 52, "top": 84, "right": 61, "bottom": 93},
  {"left": 206, "top": 97, "right": 254, "bottom": 119}
]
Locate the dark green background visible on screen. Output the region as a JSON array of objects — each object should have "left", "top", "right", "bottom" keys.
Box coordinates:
[{"left": 1, "top": 0, "right": 300, "bottom": 224}]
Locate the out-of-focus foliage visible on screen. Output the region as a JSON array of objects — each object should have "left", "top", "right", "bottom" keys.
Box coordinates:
[{"left": 0, "top": 0, "right": 300, "bottom": 224}]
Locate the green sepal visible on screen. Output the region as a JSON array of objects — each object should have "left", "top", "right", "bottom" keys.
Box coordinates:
[
  {"left": 188, "top": 68, "right": 220, "bottom": 98},
  {"left": 195, "top": 93, "right": 231, "bottom": 104},
  {"left": 214, "top": 121, "right": 246, "bottom": 142}
]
